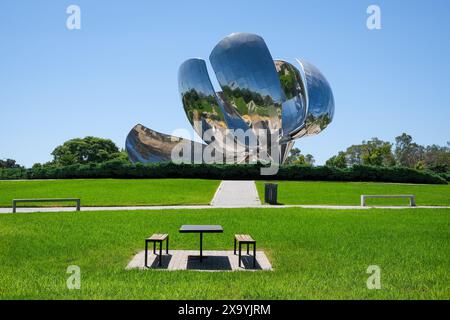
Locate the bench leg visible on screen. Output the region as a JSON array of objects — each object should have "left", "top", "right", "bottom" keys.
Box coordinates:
[
  {"left": 238, "top": 243, "right": 242, "bottom": 267},
  {"left": 410, "top": 197, "right": 416, "bottom": 207},
  {"left": 234, "top": 238, "right": 236, "bottom": 255},
  {"left": 361, "top": 195, "right": 365, "bottom": 207},
  {"left": 153, "top": 241, "right": 156, "bottom": 254},
  {"left": 159, "top": 241, "right": 162, "bottom": 266},
  {"left": 12, "top": 201, "right": 16, "bottom": 213},
  {"left": 253, "top": 243, "right": 256, "bottom": 268},
  {"left": 76, "top": 200, "right": 80, "bottom": 211},
  {"left": 166, "top": 236, "right": 169, "bottom": 254},
  {"left": 145, "top": 240, "right": 148, "bottom": 267},
  {"left": 247, "top": 243, "right": 249, "bottom": 255}
]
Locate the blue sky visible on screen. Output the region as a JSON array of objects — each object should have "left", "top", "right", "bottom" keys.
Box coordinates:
[{"left": 1, "top": 0, "right": 449, "bottom": 167}]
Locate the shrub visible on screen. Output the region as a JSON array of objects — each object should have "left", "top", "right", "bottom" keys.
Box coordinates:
[{"left": 0, "top": 161, "right": 447, "bottom": 184}]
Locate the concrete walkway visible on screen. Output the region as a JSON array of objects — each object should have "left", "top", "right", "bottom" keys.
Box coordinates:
[
  {"left": 210, "top": 180, "right": 261, "bottom": 207},
  {"left": 1, "top": 204, "right": 449, "bottom": 214}
]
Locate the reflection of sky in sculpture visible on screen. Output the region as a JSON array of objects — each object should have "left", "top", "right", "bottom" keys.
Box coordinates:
[
  {"left": 293, "top": 59, "right": 334, "bottom": 138},
  {"left": 210, "top": 33, "right": 283, "bottom": 133},
  {"left": 126, "top": 32, "right": 335, "bottom": 164}
]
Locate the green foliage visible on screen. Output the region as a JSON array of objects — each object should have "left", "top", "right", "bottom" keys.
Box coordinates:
[
  {"left": 0, "top": 158, "right": 23, "bottom": 169},
  {"left": 328, "top": 133, "right": 449, "bottom": 173},
  {"left": 327, "top": 138, "right": 395, "bottom": 168},
  {"left": 0, "top": 161, "right": 446, "bottom": 184},
  {"left": 50, "top": 136, "right": 127, "bottom": 166},
  {"left": 325, "top": 151, "right": 347, "bottom": 168},
  {"left": 284, "top": 148, "right": 315, "bottom": 166}
]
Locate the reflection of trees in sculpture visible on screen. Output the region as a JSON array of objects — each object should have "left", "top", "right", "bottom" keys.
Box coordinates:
[
  {"left": 182, "top": 89, "right": 225, "bottom": 124},
  {"left": 221, "top": 85, "right": 277, "bottom": 119},
  {"left": 276, "top": 61, "right": 303, "bottom": 100}
]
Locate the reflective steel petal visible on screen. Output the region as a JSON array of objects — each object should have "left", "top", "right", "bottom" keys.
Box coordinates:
[
  {"left": 209, "top": 33, "right": 284, "bottom": 135},
  {"left": 125, "top": 124, "right": 205, "bottom": 163},
  {"left": 293, "top": 59, "right": 334, "bottom": 138},
  {"left": 274, "top": 60, "right": 307, "bottom": 140}
]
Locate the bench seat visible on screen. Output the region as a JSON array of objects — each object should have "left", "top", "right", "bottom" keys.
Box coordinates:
[
  {"left": 145, "top": 233, "right": 169, "bottom": 267},
  {"left": 235, "top": 234, "right": 255, "bottom": 243},
  {"left": 234, "top": 234, "right": 256, "bottom": 268},
  {"left": 147, "top": 233, "right": 168, "bottom": 241}
]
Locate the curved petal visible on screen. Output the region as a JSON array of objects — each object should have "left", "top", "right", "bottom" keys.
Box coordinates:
[
  {"left": 209, "top": 33, "right": 284, "bottom": 134},
  {"left": 293, "top": 59, "right": 334, "bottom": 138},
  {"left": 274, "top": 60, "right": 307, "bottom": 140},
  {"left": 125, "top": 124, "right": 205, "bottom": 163},
  {"left": 178, "top": 58, "right": 228, "bottom": 138}
]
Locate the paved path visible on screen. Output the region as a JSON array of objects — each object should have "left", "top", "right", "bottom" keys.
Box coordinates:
[
  {"left": 126, "top": 249, "right": 272, "bottom": 272},
  {"left": 1, "top": 204, "right": 449, "bottom": 214},
  {"left": 210, "top": 180, "right": 261, "bottom": 207}
]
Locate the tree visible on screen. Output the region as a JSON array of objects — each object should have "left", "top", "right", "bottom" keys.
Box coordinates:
[
  {"left": 51, "top": 136, "right": 127, "bottom": 166},
  {"left": 361, "top": 138, "right": 395, "bottom": 166},
  {"left": 423, "top": 144, "right": 450, "bottom": 173},
  {"left": 326, "top": 138, "right": 395, "bottom": 168},
  {"left": 326, "top": 151, "right": 347, "bottom": 168},
  {"left": 0, "top": 159, "right": 23, "bottom": 169},
  {"left": 284, "top": 148, "right": 315, "bottom": 166},
  {"left": 305, "top": 154, "right": 315, "bottom": 166},
  {"left": 284, "top": 148, "right": 301, "bottom": 164},
  {"left": 394, "top": 133, "right": 424, "bottom": 168},
  {"left": 345, "top": 144, "right": 363, "bottom": 165}
]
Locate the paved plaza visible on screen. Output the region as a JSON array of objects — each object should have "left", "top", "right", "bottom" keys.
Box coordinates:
[{"left": 127, "top": 249, "right": 273, "bottom": 272}]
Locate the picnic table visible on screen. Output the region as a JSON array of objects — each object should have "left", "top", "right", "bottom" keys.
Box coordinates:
[{"left": 179, "top": 225, "right": 223, "bottom": 262}]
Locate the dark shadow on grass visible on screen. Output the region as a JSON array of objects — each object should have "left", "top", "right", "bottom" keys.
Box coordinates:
[
  {"left": 239, "top": 255, "right": 262, "bottom": 270},
  {"left": 146, "top": 254, "right": 173, "bottom": 269},
  {"left": 186, "top": 255, "right": 232, "bottom": 271}
]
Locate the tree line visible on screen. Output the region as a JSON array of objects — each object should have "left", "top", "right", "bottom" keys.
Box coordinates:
[
  {"left": 2, "top": 133, "right": 449, "bottom": 175},
  {"left": 311, "top": 133, "right": 448, "bottom": 174}
]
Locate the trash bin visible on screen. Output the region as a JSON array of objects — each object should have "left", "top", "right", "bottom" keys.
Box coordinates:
[{"left": 264, "top": 183, "right": 278, "bottom": 205}]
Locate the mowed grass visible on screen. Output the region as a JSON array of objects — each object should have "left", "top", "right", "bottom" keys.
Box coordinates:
[
  {"left": 0, "top": 207, "right": 448, "bottom": 299},
  {"left": 256, "top": 181, "right": 450, "bottom": 206},
  {"left": 0, "top": 179, "right": 220, "bottom": 207}
]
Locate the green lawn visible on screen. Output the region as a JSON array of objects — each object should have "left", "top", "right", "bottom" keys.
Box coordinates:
[
  {"left": 0, "top": 207, "right": 448, "bottom": 299},
  {"left": 0, "top": 179, "right": 220, "bottom": 207},
  {"left": 256, "top": 181, "right": 450, "bottom": 206}
]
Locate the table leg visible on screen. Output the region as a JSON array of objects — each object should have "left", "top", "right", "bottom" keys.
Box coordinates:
[
  {"left": 145, "top": 240, "right": 148, "bottom": 267},
  {"left": 166, "top": 236, "right": 169, "bottom": 254},
  {"left": 253, "top": 243, "right": 256, "bottom": 268},
  {"left": 159, "top": 241, "right": 162, "bottom": 266}
]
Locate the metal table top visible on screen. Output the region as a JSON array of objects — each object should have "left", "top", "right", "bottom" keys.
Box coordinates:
[{"left": 179, "top": 225, "right": 224, "bottom": 233}]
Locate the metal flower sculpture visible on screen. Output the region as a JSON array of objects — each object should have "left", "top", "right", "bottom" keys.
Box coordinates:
[{"left": 126, "top": 32, "right": 334, "bottom": 164}]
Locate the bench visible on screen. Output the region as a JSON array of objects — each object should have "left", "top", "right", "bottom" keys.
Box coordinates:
[
  {"left": 234, "top": 234, "right": 256, "bottom": 268},
  {"left": 145, "top": 233, "right": 169, "bottom": 267},
  {"left": 12, "top": 198, "right": 81, "bottom": 213},
  {"left": 360, "top": 195, "right": 416, "bottom": 207}
]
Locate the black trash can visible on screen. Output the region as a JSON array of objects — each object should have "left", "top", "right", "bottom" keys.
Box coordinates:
[{"left": 264, "top": 183, "right": 278, "bottom": 205}]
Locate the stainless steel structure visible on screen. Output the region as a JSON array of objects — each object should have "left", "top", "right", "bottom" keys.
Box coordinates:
[{"left": 126, "top": 33, "right": 334, "bottom": 164}]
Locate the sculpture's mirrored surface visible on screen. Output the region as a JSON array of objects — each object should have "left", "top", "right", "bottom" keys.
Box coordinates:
[{"left": 126, "top": 32, "right": 335, "bottom": 165}]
